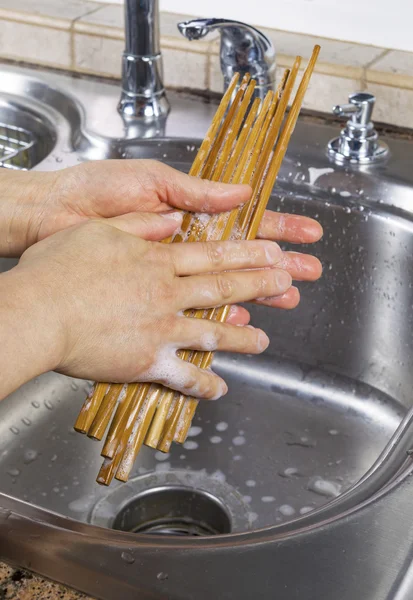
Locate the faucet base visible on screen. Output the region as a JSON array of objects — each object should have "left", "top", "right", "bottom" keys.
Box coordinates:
[{"left": 327, "top": 136, "right": 389, "bottom": 165}]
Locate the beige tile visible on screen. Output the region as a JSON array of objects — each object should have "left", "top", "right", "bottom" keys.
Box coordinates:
[
  {"left": 262, "top": 28, "right": 384, "bottom": 69},
  {"left": 209, "top": 54, "right": 224, "bottom": 94},
  {"left": 365, "top": 82, "right": 413, "bottom": 128},
  {"left": 210, "top": 62, "right": 362, "bottom": 114},
  {"left": 163, "top": 48, "right": 208, "bottom": 90},
  {"left": 367, "top": 50, "right": 413, "bottom": 90},
  {"left": 0, "top": 0, "right": 99, "bottom": 29},
  {"left": 0, "top": 19, "right": 70, "bottom": 67},
  {"left": 370, "top": 50, "right": 413, "bottom": 76},
  {"left": 74, "top": 32, "right": 123, "bottom": 77}
]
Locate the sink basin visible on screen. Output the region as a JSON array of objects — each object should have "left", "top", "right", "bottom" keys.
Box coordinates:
[
  {"left": 2, "top": 62, "right": 413, "bottom": 599},
  {"left": 0, "top": 95, "right": 56, "bottom": 169}
]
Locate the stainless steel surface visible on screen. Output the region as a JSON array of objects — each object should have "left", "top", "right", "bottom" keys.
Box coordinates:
[
  {"left": 328, "top": 91, "right": 389, "bottom": 164},
  {"left": 1, "top": 62, "right": 413, "bottom": 598},
  {"left": 178, "top": 18, "right": 276, "bottom": 99},
  {"left": 118, "top": 0, "right": 170, "bottom": 132},
  {"left": 0, "top": 96, "right": 56, "bottom": 169}
]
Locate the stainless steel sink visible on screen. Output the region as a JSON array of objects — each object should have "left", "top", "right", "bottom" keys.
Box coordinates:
[{"left": 2, "top": 62, "right": 413, "bottom": 600}]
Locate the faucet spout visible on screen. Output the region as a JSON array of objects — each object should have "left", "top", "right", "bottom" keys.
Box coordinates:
[{"left": 118, "top": 0, "right": 170, "bottom": 130}]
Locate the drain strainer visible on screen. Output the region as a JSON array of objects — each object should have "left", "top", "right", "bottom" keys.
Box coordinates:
[{"left": 90, "top": 470, "right": 252, "bottom": 535}]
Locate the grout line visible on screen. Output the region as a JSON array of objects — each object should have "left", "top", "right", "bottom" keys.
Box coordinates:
[
  {"left": 361, "top": 49, "right": 390, "bottom": 89},
  {"left": 69, "top": 6, "right": 103, "bottom": 71}
]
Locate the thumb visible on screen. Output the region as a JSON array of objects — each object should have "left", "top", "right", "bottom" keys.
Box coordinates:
[
  {"left": 107, "top": 211, "right": 183, "bottom": 240},
  {"left": 151, "top": 161, "right": 252, "bottom": 213}
]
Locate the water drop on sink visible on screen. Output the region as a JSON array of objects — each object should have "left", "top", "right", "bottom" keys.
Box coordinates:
[
  {"left": 183, "top": 440, "right": 198, "bottom": 450},
  {"left": 329, "top": 429, "right": 339, "bottom": 435},
  {"left": 210, "top": 436, "right": 222, "bottom": 444},
  {"left": 155, "top": 451, "right": 170, "bottom": 462},
  {"left": 44, "top": 400, "right": 54, "bottom": 410},
  {"left": 7, "top": 468, "right": 20, "bottom": 477},
  {"left": 121, "top": 552, "right": 135, "bottom": 565},
  {"left": 246, "top": 479, "right": 256, "bottom": 488},
  {"left": 279, "top": 504, "right": 296, "bottom": 516},
  {"left": 187, "top": 426, "right": 202, "bottom": 437},
  {"left": 21, "top": 418, "right": 31, "bottom": 426},
  {"left": 279, "top": 467, "right": 300, "bottom": 478},
  {"left": 261, "top": 496, "right": 275, "bottom": 503},
  {"left": 10, "top": 427, "right": 19, "bottom": 435},
  {"left": 31, "top": 401, "right": 40, "bottom": 409},
  {"left": 71, "top": 382, "right": 79, "bottom": 391},
  {"left": 299, "top": 506, "right": 314, "bottom": 515},
  {"left": 24, "top": 449, "right": 38, "bottom": 464},
  {"left": 232, "top": 436, "right": 245, "bottom": 446},
  {"left": 215, "top": 421, "right": 228, "bottom": 432},
  {"left": 307, "top": 476, "right": 341, "bottom": 498},
  {"left": 157, "top": 572, "right": 168, "bottom": 581}
]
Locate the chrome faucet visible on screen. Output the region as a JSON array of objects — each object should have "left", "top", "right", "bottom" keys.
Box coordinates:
[
  {"left": 178, "top": 18, "right": 276, "bottom": 101},
  {"left": 118, "top": 0, "right": 170, "bottom": 133},
  {"left": 327, "top": 92, "right": 389, "bottom": 165}
]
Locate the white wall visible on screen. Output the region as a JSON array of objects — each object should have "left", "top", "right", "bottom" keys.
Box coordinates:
[{"left": 96, "top": 0, "right": 413, "bottom": 52}]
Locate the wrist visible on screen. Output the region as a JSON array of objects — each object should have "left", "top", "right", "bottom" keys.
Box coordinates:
[
  {"left": 0, "top": 169, "right": 57, "bottom": 257},
  {"left": 1, "top": 265, "right": 63, "bottom": 388}
]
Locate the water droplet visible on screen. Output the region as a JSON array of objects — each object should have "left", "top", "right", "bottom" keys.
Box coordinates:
[
  {"left": 24, "top": 449, "right": 38, "bottom": 464},
  {"left": 71, "top": 382, "right": 79, "bottom": 391},
  {"left": 261, "top": 496, "right": 275, "bottom": 503},
  {"left": 157, "top": 572, "right": 168, "bottom": 581},
  {"left": 246, "top": 480, "right": 256, "bottom": 488},
  {"left": 44, "top": 400, "right": 54, "bottom": 410},
  {"left": 299, "top": 506, "right": 314, "bottom": 515},
  {"left": 10, "top": 427, "right": 19, "bottom": 435},
  {"left": 187, "top": 426, "right": 202, "bottom": 437},
  {"left": 210, "top": 436, "right": 222, "bottom": 444},
  {"left": 7, "top": 468, "right": 20, "bottom": 477},
  {"left": 329, "top": 429, "right": 339, "bottom": 435},
  {"left": 279, "top": 504, "right": 296, "bottom": 516},
  {"left": 232, "top": 436, "right": 246, "bottom": 446},
  {"left": 183, "top": 440, "right": 198, "bottom": 450},
  {"left": 121, "top": 552, "right": 135, "bottom": 565},
  {"left": 279, "top": 467, "right": 300, "bottom": 478},
  {"left": 307, "top": 476, "right": 341, "bottom": 498},
  {"left": 233, "top": 455, "right": 242, "bottom": 461},
  {"left": 31, "top": 401, "right": 40, "bottom": 409},
  {"left": 215, "top": 421, "right": 228, "bottom": 432},
  {"left": 50, "top": 454, "right": 57, "bottom": 462},
  {"left": 243, "top": 495, "right": 252, "bottom": 503},
  {"left": 21, "top": 417, "right": 31, "bottom": 426},
  {"left": 155, "top": 451, "right": 170, "bottom": 462}
]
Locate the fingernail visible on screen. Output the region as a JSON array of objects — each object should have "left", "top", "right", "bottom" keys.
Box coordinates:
[
  {"left": 275, "top": 270, "right": 292, "bottom": 291},
  {"left": 210, "top": 380, "right": 228, "bottom": 401},
  {"left": 264, "top": 242, "right": 281, "bottom": 264},
  {"left": 257, "top": 330, "right": 270, "bottom": 352},
  {"left": 160, "top": 211, "right": 183, "bottom": 224}
]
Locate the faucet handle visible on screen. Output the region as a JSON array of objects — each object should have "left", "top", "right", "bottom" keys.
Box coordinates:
[
  {"left": 178, "top": 18, "right": 276, "bottom": 100},
  {"left": 333, "top": 92, "right": 376, "bottom": 128}
]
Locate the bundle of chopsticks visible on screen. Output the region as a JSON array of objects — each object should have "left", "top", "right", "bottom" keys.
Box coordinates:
[{"left": 74, "top": 46, "right": 320, "bottom": 486}]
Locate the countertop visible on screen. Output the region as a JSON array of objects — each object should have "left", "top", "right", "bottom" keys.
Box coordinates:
[{"left": 0, "top": 562, "right": 95, "bottom": 599}]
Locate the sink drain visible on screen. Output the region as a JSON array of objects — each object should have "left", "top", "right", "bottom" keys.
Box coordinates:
[
  {"left": 90, "top": 470, "right": 252, "bottom": 535},
  {"left": 113, "top": 486, "right": 231, "bottom": 536}
]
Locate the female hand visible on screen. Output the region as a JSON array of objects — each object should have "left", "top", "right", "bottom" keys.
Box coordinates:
[{"left": 3, "top": 214, "right": 293, "bottom": 401}]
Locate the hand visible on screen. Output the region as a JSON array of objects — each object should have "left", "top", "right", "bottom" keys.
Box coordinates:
[
  {"left": 10, "top": 215, "right": 293, "bottom": 401},
  {"left": 0, "top": 159, "right": 322, "bottom": 312}
]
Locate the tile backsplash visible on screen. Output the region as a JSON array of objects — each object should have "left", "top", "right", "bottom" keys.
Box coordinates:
[{"left": 0, "top": 0, "right": 412, "bottom": 129}]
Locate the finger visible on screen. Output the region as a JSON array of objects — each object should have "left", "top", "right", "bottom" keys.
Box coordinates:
[
  {"left": 257, "top": 211, "right": 323, "bottom": 244},
  {"left": 151, "top": 356, "right": 228, "bottom": 401},
  {"left": 166, "top": 239, "right": 282, "bottom": 276},
  {"left": 107, "top": 211, "right": 183, "bottom": 240},
  {"left": 178, "top": 268, "right": 292, "bottom": 309},
  {"left": 144, "top": 160, "right": 252, "bottom": 213},
  {"left": 281, "top": 251, "right": 322, "bottom": 281},
  {"left": 174, "top": 318, "right": 269, "bottom": 354},
  {"left": 253, "top": 286, "right": 300, "bottom": 309},
  {"left": 225, "top": 305, "right": 251, "bottom": 326}
]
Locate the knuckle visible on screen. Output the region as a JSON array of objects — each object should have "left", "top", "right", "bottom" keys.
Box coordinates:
[
  {"left": 205, "top": 243, "right": 224, "bottom": 269},
  {"left": 215, "top": 274, "right": 233, "bottom": 300}
]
